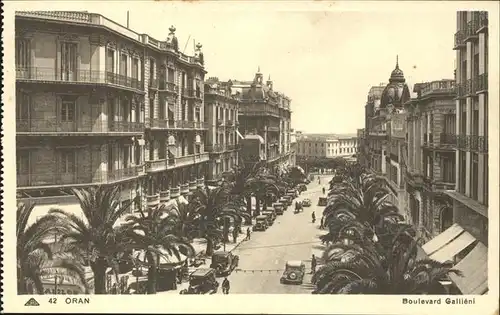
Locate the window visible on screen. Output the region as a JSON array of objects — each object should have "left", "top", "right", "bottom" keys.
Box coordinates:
[
  {"left": 16, "top": 91, "right": 30, "bottom": 120},
  {"left": 60, "top": 42, "right": 77, "bottom": 81},
  {"left": 132, "top": 58, "right": 139, "bottom": 79},
  {"left": 16, "top": 38, "right": 30, "bottom": 68},
  {"left": 471, "top": 153, "right": 478, "bottom": 200},
  {"left": 195, "top": 107, "right": 201, "bottom": 122},
  {"left": 16, "top": 151, "right": 30, "bottom": 174},
  {"left": 106, "top": 49, "right": 115, "bottom": 73},
  {"left": 120, "top": 53, "right": 128, "bottom": 76},
  {"left": 442, "top": 156, "right": 455, "bottom": 182},
  {"left": 149, "top": 58, "right": 155, "bottom": 81},
  {"left": 459, "top": 151, "right": 466, "bottom": 193},
  {"left": 168, "top": 68, "right": 175, "bottom": 83},
  {"left": 60, "top": 101, "right": 75, "bottom": 121},
  {"left": 61, "top": 150, "right": 76, "bottom": 173},
  {"left": 159, "top": 141, "right": 166, "bottom": 159},
  {"left": 108, "top": 144, "right": 114, "bottom": 172},
  {"left": 123, "top": 145, "right": 130, "bottom": 168},
  {"left": 135, "top": 145, "right": 141, "bottom": 166}
]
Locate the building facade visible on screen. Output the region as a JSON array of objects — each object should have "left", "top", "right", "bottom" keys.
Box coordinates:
[
  {"left": 296, "top": 135, "right": 358, "bottom": 159},
  {"left": 404, "top": 79, "right": 457, "bottom": 239},
  {"left": 446, "top": 11, "right": 489, "bottom": 245},
  {"left": 363, "top": 84, "right": 386, "bottom": 172},
  {"left": 233, "top": 69, "right": 293, "bottom": 167},
  {"left": 15, "top": 11, "right": 209, "bottom": 222},
  {"left": 204, "top": 77, "right": 240, "bottom": 183}
]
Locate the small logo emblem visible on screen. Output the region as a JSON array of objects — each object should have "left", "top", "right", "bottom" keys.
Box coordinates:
[{"left": 24, "top": 298, "right": 40, "bottom": 306}]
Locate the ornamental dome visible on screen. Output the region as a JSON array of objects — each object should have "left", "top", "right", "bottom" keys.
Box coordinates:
[{"left": 380, "top": 56, "right": 411, "bottom": 109}]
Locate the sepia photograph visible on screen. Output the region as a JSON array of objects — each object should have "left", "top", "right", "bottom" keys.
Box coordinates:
[{"left": 1, "top": 1, "right": 499, "bottom": 314}]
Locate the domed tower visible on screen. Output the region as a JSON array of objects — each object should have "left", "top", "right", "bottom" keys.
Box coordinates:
[{"left": 380, "top": 56, "right": 411, "bottom": 110}]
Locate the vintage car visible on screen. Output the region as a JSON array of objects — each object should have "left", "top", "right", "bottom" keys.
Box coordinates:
[
  {"left": 281, "top": 195, "right": 293, "bottom": 206},
  {"left": 317, "top": 197, "right": 328, "bottom": 207},
  {"left": 261, "top": 211, "right": 274, "bottom": 226},
  {"left": 253, "top": 215, "right": 269, "bottom": 231},
  {"left": 302, "top": 198, "right": 312, "bottom": 207},
  {"left": 273, "top": 202, "right": 284, "bottom": 215},
  {"left": 210, "top": 251, "right": 239, "bottom": 276},
  {"left": 297, "top": 184, "right": 307, "bottom": 193},
  {"left": 179, "top": 268, "right": 219, "bottom": 294},
  {"left": 280, "top": 260, "right": 306, "bottom": 285},
  {"left": 262, "top": 210, "right": 276, "bottom": 222},
  {"left": 287, "top": 189, "right": 299, "bottom": 198}
]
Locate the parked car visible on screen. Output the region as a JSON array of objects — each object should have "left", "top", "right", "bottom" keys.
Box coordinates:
[
  {"left": 253, "top": 215, "right": 268, "bottom": 231},
  {"left": 317, "top": 197, "right": 328, "bottom": 206},
  {"left": 262, "top": 210, "right": 276, "bottom": 222},
  {"left": 302, "top": 198, "right": 312, "bottom": 207},
  {"left": 287, "top": 189, "right": 299, "bottom": 198},
  {"left": 262, "top": 211, "right": 274, "bottom": 226},
  {"left": 210, "top": 251, "right": 239, "bottom": 276},
  {"left": 280, "top": 260, "right": 306, "bottom": 285},
  {"left": 179, "top": 268, "right": 219, "bottom": 294},
  {"left": 273, "top": 202, "right": 284, "bottom": 215},
  {"left": 298, "top": 184, "right": 307, "bottom": 193}
]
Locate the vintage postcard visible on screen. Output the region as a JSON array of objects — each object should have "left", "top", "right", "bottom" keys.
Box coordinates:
[{"left": 1, "top": 0, "right": 499, "bottom": 314}]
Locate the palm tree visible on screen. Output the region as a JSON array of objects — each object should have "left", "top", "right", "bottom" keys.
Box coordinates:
[
  {"left": 313, "top": 239, "right": 462, "bottom": 294},
  {"left": 49, "top": 186, "right": 136, "bottom": 294},
  {"left": 123, "top": 203, "right": 195, "bottom": 294},
  {"left": 189, "top": 185, "right": 248, "bottom": 255},
  {"left": 17, "top": 203, "right": 71, "bottom": 294}
]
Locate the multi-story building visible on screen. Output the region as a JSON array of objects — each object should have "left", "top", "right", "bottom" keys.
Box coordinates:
[
  {"left": 204, "top": 77, "right": 240, "bottom": 183},
  {"left": 403, "top": 79, "right": 457, "bottom": 239},
  {"left": 363, "top": 84, "right": 386, "bottom": 172},
  {"left": 232, "top": 69, "right": 293, "bottom": 167},
  {"left": 296, "top": 134, "right": 358, "bottom": 159},
  {"left": 15, "top": 11, "right": 209, "bottom": 222},
  {"left": 424, "top": 11, "right": 489, "bottom": 295},
  {"left": 356, "top": 128, "right": 366, "bottom": 164}
]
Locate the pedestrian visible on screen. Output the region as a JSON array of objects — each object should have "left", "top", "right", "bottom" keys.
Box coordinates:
[
  {"left": 222, "top": 277, "right": 230, "bottom": 294},
  {"left": 246, "top": 227, "right": 251, "bottom": 240},
  {"left": 320, "top": 216, "right": 324, "bottom": 229},
  {"left": 312, "top": 211, "right": 316, "bottom": 223},
  {"left": 311, "top": 254, "right": 317, "bottom": 274},
  {"left": 232, "top": 229, "right": 238, "bottom": 243},
  {"left": 322, "top": 187, "right": 325, "bottom": 195}
]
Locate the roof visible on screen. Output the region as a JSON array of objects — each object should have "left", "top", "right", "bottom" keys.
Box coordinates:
[
  {"left": 286, "top": 260, "right": 304, "bottom": 267},
  {"left": 190, "top": 268, "right": 214, "bottom": 277}
]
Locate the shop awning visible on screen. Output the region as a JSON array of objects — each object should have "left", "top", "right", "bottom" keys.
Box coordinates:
[
  {"left": 449, "top": 242, "right": 488, "bottom": 295},
  {"left": 422, "top": 223, "right": 464, "bottom": 256},
  {"left": 429, "top": 230, "right": 476, "bottom": 263}
]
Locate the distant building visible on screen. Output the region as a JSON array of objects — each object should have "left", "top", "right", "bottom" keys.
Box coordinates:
[
  {"left": 232, "top": 69, "right": 293, "bottom": 168},
  {"left": 296, "top": 134, "right": 358, "bottom": 159},
  {"left": 204, "top": 77, "right": 241, "bottom": 184}
]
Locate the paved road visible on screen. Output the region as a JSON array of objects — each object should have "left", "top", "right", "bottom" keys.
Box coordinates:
[{"left": 226, "top": 176, "right": 332, "bottom": 294}]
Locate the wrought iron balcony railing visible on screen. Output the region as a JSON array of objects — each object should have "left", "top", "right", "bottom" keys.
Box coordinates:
[
  {"left": 158, "top": 81, "right": 177, "bottom": 93},
  {"left": 478, "top": 12, "right": 488, "bottom": 31},
  {"left": 16, "top": 67, "right": 143, "bottom": 90},
  {"left": 478, "top": 136, "right": 488, "bottom": 153},
  {"left": 475, "top": 73, "right": 488, "bottom": 92},
  {"left": 457, "top": 134, "right": 467, "bottom": 150},
  {"left": 439, "top": 133, "right": 457, "bottom": 146},
  {"left": 17, "top": 166, "right": 143, "bottom": 188},
  {"left": 16, "top": 119, "right": 144, "bottom": 133}
]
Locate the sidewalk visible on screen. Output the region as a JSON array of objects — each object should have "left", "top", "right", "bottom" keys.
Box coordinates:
[{"left": 162, "top": 227, "right": 251, "bottom": 294}]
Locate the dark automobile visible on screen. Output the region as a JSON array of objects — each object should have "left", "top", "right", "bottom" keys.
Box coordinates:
[
  {"left": 179, "top": 268, "right": 219, "bottom": 294},
  {"left": 210, "top": 251, "right": 239, "bottom": 276},
  {"left": 253, "top": 215, "right": 268, "bottom": 231},
  {"left": 318, "top": 197, "right": 328, "bottom": 206},
  {"left": 273, "top": 202, "right": 284, "bottom": 215},
  {"left": 280, "top": 260, "right": 306, "bottom": 285},
  {"left": 262, "top": 211, "right": 274, "bottom": 226},
  {"left": 298, "top": 184, "right": 307, "bottom": 193},
  {"left": 302, "top": 198, "right": 312, "bottom": 207}
]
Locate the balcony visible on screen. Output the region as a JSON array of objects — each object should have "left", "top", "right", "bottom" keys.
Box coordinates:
[
  {"left": 469, "top": 135, "right": 479, "bottom": 151},
  {"left": 180, "top": 183, "right": 189, "bottom": 194},
  {"left": 175, "top": 155, "right": 196, "bottom": 167},
  {"left": 159, "top": 190, "right": 170, "bottom": 202},
  {"left": 433, "top": 181, "right": 456, "bottom": 191},
  {"left": 167, "top": 157, "right": 176, "bottom": 167},
  {"left": 238, "top": 104, "right": 280, "bottom": 117},
  {"left": 145, "top": 159, "right": 167, "bottom": 172},
  {"left": 478, "top": 136, "right": 488, "bottom": 153},
  {"left": 439, "top": 133, "right": 457, "bottom": 147},
  {"left": 189, "top": 180, "right": 197, "bottom": 191},
  {"left": 149, "top": 119, "right": 175, "bottom": 129},
  {"left": 195, "top": 152, "right": 210, "bottom": 163},
  {"left": 420, "top": 80, "right": 456, "bottom": 98},
  {"left": 196, "top": 177, "right": 205, "bottom": 187},
  {"left": 368, "top": 130, "right": 387, "bottom": 137},
  {"left": 158, "top": 81, "right": 177, "bottom": 93},
  {"left": 226, "top": 120, "right": 234, "bottom": 126},
  {"left": 149, "top": 78, "right": 158, "bottom": 90},
  {"left": 16, "top": 67, "right": 143, "bottom": 91},
  {"left": 477, "top": 12, "right": 488, "bottom": 33},
  {"left": 464, "top": 19, "right": 479, "bottom": 42},
  {"left": 205, "top": 144, "right": 225, "bottom": 153},
  {"left": 453, "top": 30, "right": 466, "bottom": 49},
  {"left": 268, "top": 126, "right": 280, "bottom": 132},
  {"left": 179, "top": 121, "right": 196, "bottom": 129},
  {"left": 217, "top": 119, "right": 225, "bottom": 126},
  {"left": 16, "top": 119, "right": 144, "bottom": 134},
  {"left": 475, "top": 73, "right": 488, "bottom": 93},
  {"left": 170, "top": 186, "right": 180, "bottom": 198},
  {"left": 182, "top": 88, "right": 203, "bottom": 100},
  {"left": 457, "top": 134, "right": 468, "bottom": 150},
  {"left": 17, "top": 166, "right": 143, "bottom": 189},
  {"left": 195, "top": 121, "right": 208, "bottom": 129}
]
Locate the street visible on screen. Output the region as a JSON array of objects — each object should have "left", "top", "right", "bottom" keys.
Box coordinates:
[{"left": 227, "top": 175, "right": 331, "bottom": 294}]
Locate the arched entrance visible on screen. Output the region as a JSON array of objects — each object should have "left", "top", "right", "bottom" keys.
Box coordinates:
[{"left": 440, "top": 206, "right": 453, "bottom": 232}]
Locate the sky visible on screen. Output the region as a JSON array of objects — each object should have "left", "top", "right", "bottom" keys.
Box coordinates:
[{"left": 13, "top": 1, "right": 461, "bottom": 133}]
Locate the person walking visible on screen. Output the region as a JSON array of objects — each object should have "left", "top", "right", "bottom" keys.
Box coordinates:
[
  {"left": 246, "top": 227, "right": 251, "bottom": 240},
  {"left": 311, "top": 254, "right": 317, "bottom": 274},
  {"left": 322, "top": 187, "right": 325, "bottom": 195},
  {"left": 320, "top": 216, "right": 324, "bottom": 229},
  {"left": 222, "top": 277, "right": 230, "bottom": 294},
  {"left": 311, "top": 211, "right": 316, "bottom": 223}
]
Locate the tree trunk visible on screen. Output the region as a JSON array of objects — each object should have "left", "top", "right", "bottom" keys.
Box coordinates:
[
  {"left": 147, "top": 267, "right": 157, "bottom": 294},
  {"left": 17, "top": 268, "right": 28, "bottom": 294},
  {"left": 206, "top": 238, "right": 214, "bottom": 256},
  {"left": 245, "top": 196, "right": 252, "bottom": 222},
  {"left": 223, "top": 219, "right": 230, "bottom": 243},
  {"left": 91, "top": 260, "right": 108, "bottom": 294},
  {"left": 255, "top": 197, "right": 261, "bottom": 216}
]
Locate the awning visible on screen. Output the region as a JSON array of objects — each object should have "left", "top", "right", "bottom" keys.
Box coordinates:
[
  {"left": 422, "top": 223, "right": 464, "bottom": 256},
  {"left": 429, "top": 230, "right": 476, "bottom": 263},
  {"left": 236, "top": 129, "right": 244, "bottom": 140},
  {"left": 449, "top": 242, "right": 488, "bottom": 294},
  {"left": 245, "top": 134, "right": 265, "bottom": 144}
]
